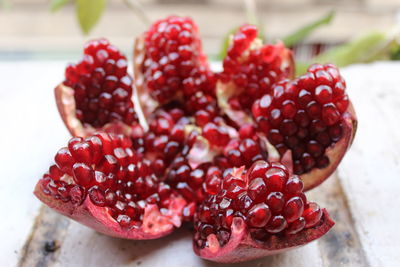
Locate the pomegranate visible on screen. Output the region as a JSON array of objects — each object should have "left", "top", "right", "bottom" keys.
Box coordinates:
[
  {"left": 217, "top": 25, "right": 295, "bottom": 127},
  {"left": 34, "top": 133, "right": 186, "bottom": 239},
  {"left": 56, "top": 38, "right": 142, "bottom": 138},
  {"left": 252, "top": 64, "right": 357, "bottom": 190},
  {"left": 33, "top": 15, "right": 356, "bottom": 262},
  {"left": 133, "top": 16, "right": 215, "bottom": 117},
  {"left": 193, "top": 161, "right": 334, "bottom": 263}
]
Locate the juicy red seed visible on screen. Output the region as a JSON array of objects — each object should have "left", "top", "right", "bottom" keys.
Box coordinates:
[
  {"left": 248, "top": 178, "right": 267, "bottom": 202},
  {"left": 285, "top": 176, "right": 304, "bottom": 194},
  {"left": 247, "top": 203, "right": 271, "bottom": 228},
  {"left": 248, "top": 161, "right": 270, "bottom": 180},
  {"left": 303, "top": 202, "right": 323, "bottom": 228},
  {"left": 264, "top": 168, "right": 286, "bottom": 192},
  {"left": 286, "top": 217, "right": 306, "bottom": 234},
  {"left": 70, "top": 185, "right": 86, "bottom": 205},
  {"left": 283, "top": 197, "right": 304, "bottom": 223},
  {"left": 55, "top": 147, "right": 74, "bottom": 175},
  {"left": 266, "top": 192, "right": 285, "bottom": 214},
  {"left": 265, "top": 215, "right": 287, "bottom": 233},
  {"left": 204, "top": 175, "right": 221, "bottom": 195},
  {"left": 72, "top": 163, "right": 94, "bottom": 186},
  {"left": 49, "top": 165, "right": 63, "bottom": 180},
  {"left": 88, "top": 186, "right": 106, "bottom": 207}
]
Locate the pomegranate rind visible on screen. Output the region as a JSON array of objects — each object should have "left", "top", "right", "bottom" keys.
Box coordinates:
[
  {"left": 133, "top": 36, "right": 160, "bottom": 119},
  {"left": 301, "top": 102, "right": 357, "bottom": 191},
  {"left": 194, "top": 209, "right": 334, "bottom": 263},
  {"left": 34, "top": 180, "right": 186, "bottom": 240},
  {"left": 55, "top": 83, "right": 143, "bottom": 138}
]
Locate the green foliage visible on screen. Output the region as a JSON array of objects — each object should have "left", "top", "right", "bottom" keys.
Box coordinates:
[
  {"left": 283, "top": 11, "right": 335, "bottom": 47},
  {"left": 76, "top": 0, "right": 107, "bottom": 34},
  {"left": 50, "top": 0, "right": 69, "bottom": 12},
  {"left": 296, "top": 30, "right": 400, "bottom": 75}
]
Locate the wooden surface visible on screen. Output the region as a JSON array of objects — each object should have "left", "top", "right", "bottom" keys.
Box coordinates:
[{"left": 1, "top": 61, "right": 400, "bottom": 266}]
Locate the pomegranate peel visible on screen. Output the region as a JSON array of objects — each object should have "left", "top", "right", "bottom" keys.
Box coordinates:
[
  {"left": 34, "top": 181, "right": 185, "bottom": 239},
  {"left": 195, "top": 210, "right": 334, "bottom": 263}
]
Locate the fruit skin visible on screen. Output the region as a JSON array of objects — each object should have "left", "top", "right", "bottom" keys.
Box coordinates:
[
  {"left": 194, "top": 210, "right": 334, "bottom": 263},
  {"left": 301, "top": 103, "right": 357, "bottom": 190},
  {"left": 34, "top": 181, "right": 186, "bottom": 239}
]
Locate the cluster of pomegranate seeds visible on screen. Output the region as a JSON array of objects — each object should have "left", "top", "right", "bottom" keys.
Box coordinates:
[
  {"left": 220, "top": 25, "right": 292, "bottom": 112},
  {"left": 64, "top": 39, "right": 138, "bottom": 128},
  {"left": 39, "top": 133, "right": 177, "bottom": 228},
  {"left": 142, "top": 16, "right": 215, "bottom": 103},
  {"left": 142, "top": 107, "right": 190, "bottom": 168},
  {"left": 194, "top": 160, "right": 323, "bottom": 248},
  {"left": 252, "top": 64, "right": 349, "bottom": 174}
]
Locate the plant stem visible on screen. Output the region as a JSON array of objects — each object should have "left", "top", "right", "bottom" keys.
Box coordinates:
[{"left": 123, "top": 0, "right": 151, "bottom": 26}]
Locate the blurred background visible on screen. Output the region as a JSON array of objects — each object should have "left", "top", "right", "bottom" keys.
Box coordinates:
[{"left": 0, "top": 0, "right": 399, "bottom": 66}]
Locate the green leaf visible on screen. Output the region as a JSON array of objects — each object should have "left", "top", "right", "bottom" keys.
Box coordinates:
[
  {"left": 0, "top": 0, "right": 11, "bottom": 9},
  {"left": 218, "top": 27, "right": 239, "bottom": 60},
  {"left": 283, "top": 11, "right": 335, "bottom": 47},
  {"left": 295, "top": 30, "right": 398, "bottom": 76},
  {"left": 50, "top": 0, "right": 69, "bottom": 12},
  {"left": 76, "top": 0, "right": 106, "bottom": 34},
  {"left": 315, "top": 31, "right": 391, "bottom": 66}
]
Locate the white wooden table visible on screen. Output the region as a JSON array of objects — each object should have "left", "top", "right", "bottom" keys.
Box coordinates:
[{"left": 1, "top": 61, "right": 399, "bottom": 266}]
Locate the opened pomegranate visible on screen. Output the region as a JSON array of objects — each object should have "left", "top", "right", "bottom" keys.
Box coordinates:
[
  {"left": 33, "top": 15, "right": 356, "bottom": 262},
  {"left": 34, "top": 133, "right": 186, "bottom": 239},
  {"left": 193, "top": 160, "right": 334, "bottom": 263},
  {"left": 252, "top": 64, "right": 357, "bottom": 190},
  {"left": 217, "top": 25, "right": 294, "bottom": 126},
  {"left": 56, "top": 38, "right": 142, "bottom": 137}
]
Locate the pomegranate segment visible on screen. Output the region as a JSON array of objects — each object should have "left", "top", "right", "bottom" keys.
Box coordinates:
[
  {"left": 56, "top": 38, "right": 142, "bottom": 138},
  {"left": 252, "top": 64, "right": 357, "bottom": 190},
  {"left": 193, "top": 161, "right": 334, "bottom": 263},
  {"left": 217, "top": 25, "right": 295, "bottom": 127},
  {"left": 134, "top": 16, "right": 215, "bottom": 117},
  {"left": 34, "top": 133, "right": 186, "bottom": 239}
]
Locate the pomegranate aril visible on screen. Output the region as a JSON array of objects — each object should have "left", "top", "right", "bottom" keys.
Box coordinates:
[
  {"left": 247, "top": 203, "right": 271, "bottom": 228},
  {"left": 265, "top": 215, "right": 287, "bottom": 233},
  {"left": 286, "top": 217, "right": 306, "bottom": 235},
  {"left": 283, "top": 197, "right": 304, "bottom": 223},
  {"left": 88, "top": 186, "right": 106, "bottom": 207},
  {"left": 72, "top": 163, "right": 94, "bottom": 187},
  {"left": 303, "top": 202, "right": 322, "bottom": 228}
]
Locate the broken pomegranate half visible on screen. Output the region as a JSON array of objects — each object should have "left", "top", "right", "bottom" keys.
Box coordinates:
[
  {"left": 34, "top": 133, "right": 186, "bottom": 239},
  {"left": 252, "top": 64, "right": 357, "bottom": 190},
  {"left": 56, "top": 38, "right": 142, "bottom": 138},
  {"left": 217, "top": 25, "right": 295, "bottom": 127},
  {"left": 193, "top": 160, "right": 334, "bottom": 263}
]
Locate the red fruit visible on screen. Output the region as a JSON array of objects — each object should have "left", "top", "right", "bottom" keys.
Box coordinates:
[
  {"left": 56, "top": 38, "right": 142, "bottom": 138},
  {"left": 34, "top": 133, "right": 186, "bottom": 239},
  {"left": 217, "top": 24, "right": 295, "bottom": 126},
  {"left": 252, "top": 64, "right": 357, "bottom": 190},
  {"left": 134, "top": 16, "right": 215, "bottom": 117},
  {"left": 193, "top": 161, "right": 334, "bottom": 263}
]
